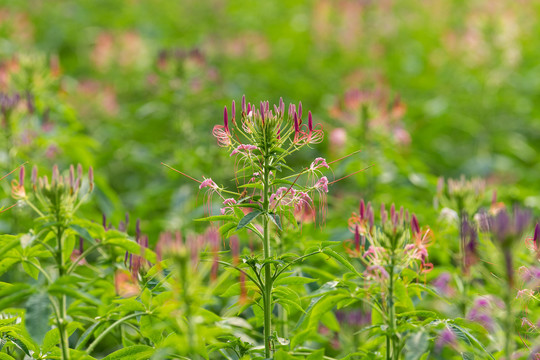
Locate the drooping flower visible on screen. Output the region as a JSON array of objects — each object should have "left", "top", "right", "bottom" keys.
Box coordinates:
[
  {"left": 212, "top": 106, "right": 232, "bottom": 147},
  {"left": 314, "top": 176, "right": 329, "bottom": 193},
  {"left": 220, "top": 198, "right": 237, "bottom": 215},
  {"left": 310, "top": 157, "right": 329, "bottom": 171},
  {"left": 199, "top": 177, "right": 218, "bottom": 190}
]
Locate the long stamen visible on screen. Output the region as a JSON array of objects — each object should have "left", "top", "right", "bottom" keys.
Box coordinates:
[
  {"left": 328, "top": 165, "right": 374, "bottom": 185},
  {"left": 161, "top": 163, "right": 203, "bottom": 184}
]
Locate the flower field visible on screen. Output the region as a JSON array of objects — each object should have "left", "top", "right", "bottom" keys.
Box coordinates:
[{"left": 0, "top": 0, "right": 539, "bottom": 359}]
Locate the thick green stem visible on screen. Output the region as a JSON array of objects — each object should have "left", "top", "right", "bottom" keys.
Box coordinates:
[
  {"left": 262, "top": 154, "right": 273, "bottom": 358},
  {"left": 503, "top": 250, "right": 514, "bottom": 360},
  {"left": 56, "top": 226, "right": 71, "bottom": 360},
  {"left": 387, "top": 255, "right": 397, "bottom": 360}
]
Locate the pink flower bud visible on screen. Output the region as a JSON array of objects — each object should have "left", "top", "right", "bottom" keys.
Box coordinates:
[
  {"left": 308, "top": 111, "right": 313, "bottom": 132},
  {"left": 241, "top": 95, "right": 246, "bottom": 114},
  {"left": 88, "top": 166, "right": 94, "bottom": 191},
  {"left": 223, "top": 106, "right": 229, "bottom": 133}
]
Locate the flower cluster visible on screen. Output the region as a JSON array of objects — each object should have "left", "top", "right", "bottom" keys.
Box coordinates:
[
  {"left": 13, "top": 164, "right": 94, "bottom": 220},
  {"left": 346, "top": 200, "right": 434, "bottom": 284},
  {"left": 436, "top": 175, "right": 486, "bottom": 216},
  {"left": 213, "top": 95, "right": 325, "bottom": 152}
]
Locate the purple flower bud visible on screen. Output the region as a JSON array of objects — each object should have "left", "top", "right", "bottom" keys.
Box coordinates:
[
  {"left": 223, "top": 106, "right": 229, "bottom": 133},
  {"left": 125, "top": 213, "right": 130, "bottom": 228},
  {"left": 31, "top": 165, "right": 37, "bottom": 188},
  {"left": 390, "top": 203, "right": 396, "bottom": 224},
  {"left": 102, "top": 214, "right": 107, "bottom": 229},
  {"left": 298, "top": 101, "right": 302, "bottom": 119},
  {"left": 247, "top": 103, "right": 251, "bottom": 114},
  {"left": 231, "top": 100, "right": 236, "bottom": 121},
  {"left": 354, "top": 224, "right": 360, "bottom": 251},
  {"left": 279, "top": 97, "right": 284, "bottom": 114},
  {"left": 19, "top": 166, "right": 24, "bottom": 186},
  {"left": 77, "top": 163, "right": 83, "bottom": 179},
  {"left": 294, "top": 112, "right": 300, "bottom": 132},
  {"left": 88, "top": 166, "right": 94, "bottom": 191},
  {"left": 359, "top": 200, "right": 366, "bottom": 219},
  {"left": 411, "top": 214, "right": 420, "bottom": 235},
  {"left": 308, "top": 111, "right": 313, "bottom": 132},
  {"left": 124, "top": 250, "right": 129, "bottom": 265},
  {"left": 69, "top": 165, "right": 75, "bottom": 189},
  {"left": 52, "top": 164, "right": 59, "bottom": 186},
  {"left": 242, "top": 95, "right": 246, "bottom": 114},
  {"left": 534, "top": 223, "right": 539, "bottom": 249},
  {"left": 274, "top": 104, "right": 279, "bottom": 115}
]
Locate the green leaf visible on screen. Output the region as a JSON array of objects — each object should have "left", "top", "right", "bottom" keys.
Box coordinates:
[
  {"left": 102, "top": 345, "right": 155, "bottom": 360},
  {"left": 48, "top": 284, "right": 100, "bottom": 306},
  {"left": 236, "top": 210, "right": 262, "bottom": 230},
  {"left": 394, "top": 280, "right": 414, "bottom": 312},
  {"left": 404, "top": 331, "right": 429, "bottom": 360},
  {"left": 22, "top": 259, "right": 40, "bottom": 280},
  {"left": 274, "top": 276, "right": 316, "bottom": 286},
  {"left": 306, "top": 349, "right": 325, "bottom": 360},
  {"left": 449, "top": 324, "right": 494, "bottom": 359},
  {"left": 219, "top": 222, "right": 238, "bottom": 238},
  {"left": 104, "top": 238, "right": 157, "bottom": 263},
  {"left": 75, "top": 322, "right": 100, "bottom": 350},
  {"left": 194, "top": 215, "right": 238, "bottom": 222},
  {"left": 0, "top": 353, "right": 16, "bottom": 360},
  {"left": 42, "top": 328, "right": 60, "bottom": 353},
  {"left": 114, "top": 298, "right": 146, "bottom": 313},
  {"left": 321, "top": 247, "right": 362, "bottom": 277},
  {"left": 268, "top": 213, "right": 283, "bottom": 230}
]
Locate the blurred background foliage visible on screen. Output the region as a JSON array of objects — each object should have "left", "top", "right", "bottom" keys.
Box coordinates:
[{"left": 1, "top": 0, "right": 540, "bottom": 242}]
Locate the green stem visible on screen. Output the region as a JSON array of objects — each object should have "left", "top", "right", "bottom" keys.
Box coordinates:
[
  {"left": 85, "top": 312, "right": 147, "bottom": 354},
  {"left": 387, "top": 256, "right": 396, "bottom": 360},
  {"left": 55, "top": 225, "right": 71, "bottom": 360},
  {"left": 263, "top": 153, "right": 273, "bottom": 358}
]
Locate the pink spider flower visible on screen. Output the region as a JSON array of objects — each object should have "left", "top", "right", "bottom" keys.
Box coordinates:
[
  {"left": 293, "top": 191, "right": 315, "bottom": 223},
  {"left": 212, "top": 106, "right": 232, "bottom": 147},
  {"left": 199, "top": 177, "right": 218, "bottom": 190},
  {"left": 199, "top": 177, "right": 220, "bottom": 215},
  {"left": 310, "top": 157, "right": 329, "bottom": 171},
  {"left": 270, "top": 186, "right": 296, "bottom": 207},
  {"left": 230, "top": 144, "right": 258, "bottom": 156},
  {"left": 220, "top": 198, "right": 237, "bottom": 215},
  {"left": 314, "top": 176, "right": 329, "bottom": 193},
  {"left": 365, "top": 265, "right": 389, "bottom": 282},
  {"left": 363, "top": 246, "right": 387, "bottom": 265}
]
